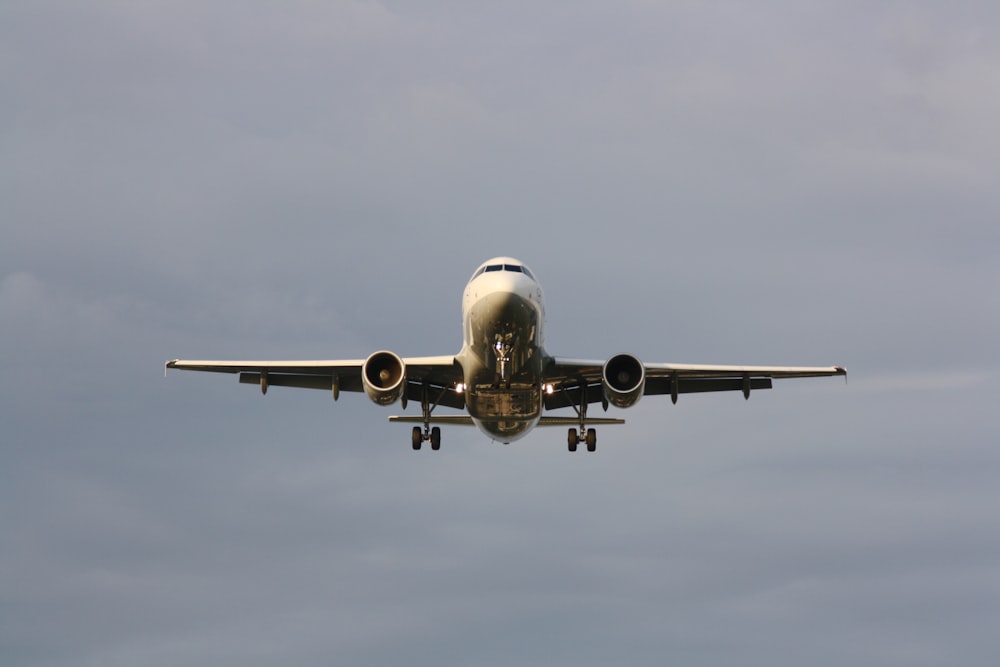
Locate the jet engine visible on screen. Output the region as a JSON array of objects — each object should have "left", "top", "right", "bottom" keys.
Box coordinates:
[
  {"left": 362, "top": 350, "right": 407, "bottom": 406},
  {"left": 602, "top": 353, "right": 645, "bottom": 408}
]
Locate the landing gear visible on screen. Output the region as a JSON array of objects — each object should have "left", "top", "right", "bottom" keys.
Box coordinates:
[
  {"left": 412, "top": 426, "right": 441, "bottom": 451},
  {"left": 411, "top": 383, "right": 447, "bottom": 451},
  {"left": 567, "top": 427, "right": 597, "bottom": 452},
  {"left": 491, "top": 331, "right": 517, "bottom": 389},
  {"left": 565, "top": 384, "right": 598, "bottom": 452},
  {"left": 487, "top": 322, "right": 525, "bottom": 390}
]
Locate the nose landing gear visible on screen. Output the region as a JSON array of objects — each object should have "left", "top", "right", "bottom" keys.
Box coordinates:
[{"left": 492, "top": 331, "right": 516, "bottom": 389}]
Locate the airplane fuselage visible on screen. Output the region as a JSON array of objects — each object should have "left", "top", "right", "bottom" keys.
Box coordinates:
[{"left": 457, "top": 258, "right": 547, "bottom": 442}]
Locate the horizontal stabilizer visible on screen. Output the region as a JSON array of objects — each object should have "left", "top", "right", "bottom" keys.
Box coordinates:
[
  {"left": 537, "top": 417, "right": 625, "bottom": 426},
  {"left": 388, "top": 415, "right": 475, "bottom": 425}
]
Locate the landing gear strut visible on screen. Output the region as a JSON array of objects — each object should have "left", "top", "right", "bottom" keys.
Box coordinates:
[
  {"left": 412, "top": 382, "right": 447, "bottom": 451},
  {"left": 492, "top": 331, "right": 516, "bottom": 389},
  {"left": 568, "top": 427, "right": 597, "bottom": 452},
  {"left": 565, "top": 383, "right": 598, "bottom": 452}
]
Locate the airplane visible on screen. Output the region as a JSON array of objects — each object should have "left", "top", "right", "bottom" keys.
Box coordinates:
[{"left": 166, "top": 256, "right": 845, "bottom": 451}]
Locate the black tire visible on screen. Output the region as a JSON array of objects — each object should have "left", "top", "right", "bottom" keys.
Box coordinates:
[
  {"left": 568, "top": 428, "right": 578, "bottom": 452},
  {"left": 430, "top": 426, "right": 441, "bottom": 451},
  {"left": 412, "top": 426, "right": 422, "bottom": 450},
  {"left": 586, "top": 428, "right": 597, "bottom": 452}
]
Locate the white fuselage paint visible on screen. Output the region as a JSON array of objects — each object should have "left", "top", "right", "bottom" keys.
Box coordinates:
[{"left": 456, "top": 257, "right": 547, "bottom": 443}]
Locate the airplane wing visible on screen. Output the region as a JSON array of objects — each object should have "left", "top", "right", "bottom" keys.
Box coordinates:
[
  {"left": 543, "top": 357, "right": 846, "bottom": 410},
  {"left": 165, "top": 356, "right": 466, "bottom": 409}
]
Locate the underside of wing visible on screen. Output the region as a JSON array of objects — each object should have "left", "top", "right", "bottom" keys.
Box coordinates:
[
  {"left": 543, "top": 356, "right": 845, "bottom": 409},
  {"left": 165, "top": 355, "right": 465, "bottom": 408}
]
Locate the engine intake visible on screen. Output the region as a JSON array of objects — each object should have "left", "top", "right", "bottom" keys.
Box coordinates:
[
  {"left": 602, "top": 353, "right": 645, "bottom": 408},
  {"left": 362, "top": 350, "right": 407, "bottom": 406}
]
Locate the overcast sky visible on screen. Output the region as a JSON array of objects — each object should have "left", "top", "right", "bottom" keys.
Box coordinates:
[{"left": 2, "top": 1, "right": 999, "bottom": 665}]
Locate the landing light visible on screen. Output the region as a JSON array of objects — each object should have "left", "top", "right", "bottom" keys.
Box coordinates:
[
  {"left": 455, "top": 383, "right": 465, "bottom": 394},
  {"left": 545, "top": 384, "right": 554, "bottom": 395}
]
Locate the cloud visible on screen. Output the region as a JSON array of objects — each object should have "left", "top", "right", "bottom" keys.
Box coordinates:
[
  {"left": 855, "top": 369, "right": 996, "bottom": 393},
  {"left": 3, "top": 1, "right": 1000, "bottom": 666}
]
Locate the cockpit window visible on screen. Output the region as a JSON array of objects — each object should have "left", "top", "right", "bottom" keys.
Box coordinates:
[{"left": 472, "top": 262, "right": 535, "bottom": 280}]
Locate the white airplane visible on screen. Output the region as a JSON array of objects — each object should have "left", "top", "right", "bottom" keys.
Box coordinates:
[{"left": 166, "top": 256, "right": 845, "bottom": 451}]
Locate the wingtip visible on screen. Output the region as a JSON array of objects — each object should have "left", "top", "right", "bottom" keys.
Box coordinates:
[{"left": 835, "top": 365, "right": 847, "bottom": 375}]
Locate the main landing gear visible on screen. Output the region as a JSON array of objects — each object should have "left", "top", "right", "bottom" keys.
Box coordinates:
[
  {"left": 567, "top": 427, "right": 597, "bottom": 453},
  {"left": 411, "top": 382, "right": 446, "bottom": 451},
  {"left": 566, "top": 382, "right": 598, "bottom": 452},
  {"left": 412, "top": 425, "right": 440, "bottom": 451}
]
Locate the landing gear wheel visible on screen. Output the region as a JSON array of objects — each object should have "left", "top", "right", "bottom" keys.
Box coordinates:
[
  {"left": 568, "top": 428, "right": 578, "bottom": 452},
  {"left": 412, "top": 426, "right": 422, "bottom": 450},
  {"left": 586, "top": 428, "right": 597, "bottom": 452},
  {"left": 430, "top": 426, "right": 441, "bottom": 451}
]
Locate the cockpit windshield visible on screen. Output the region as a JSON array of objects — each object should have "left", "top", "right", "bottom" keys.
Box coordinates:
[
  {"left": 471, "top": 259, "right": 537, "bottom": 282},
  {"left": 472, "top": 263, "right": 536, "bottom": 280}
]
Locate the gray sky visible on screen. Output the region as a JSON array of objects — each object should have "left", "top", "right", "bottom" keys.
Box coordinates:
[{"left": 2, "top": 1, "right": 999, "bottom": 665}]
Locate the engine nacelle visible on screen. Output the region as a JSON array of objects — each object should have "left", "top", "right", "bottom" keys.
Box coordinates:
[
  {"left": 362, "top": 350, "right": 407, "bottom": 406},
  {"left": 602, "top": 353, "right": 645, "bottom": 408}
]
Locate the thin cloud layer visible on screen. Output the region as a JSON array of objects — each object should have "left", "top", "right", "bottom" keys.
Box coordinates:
[{"left": 2, "top": 1, "right": 999, "bottom": 666}]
